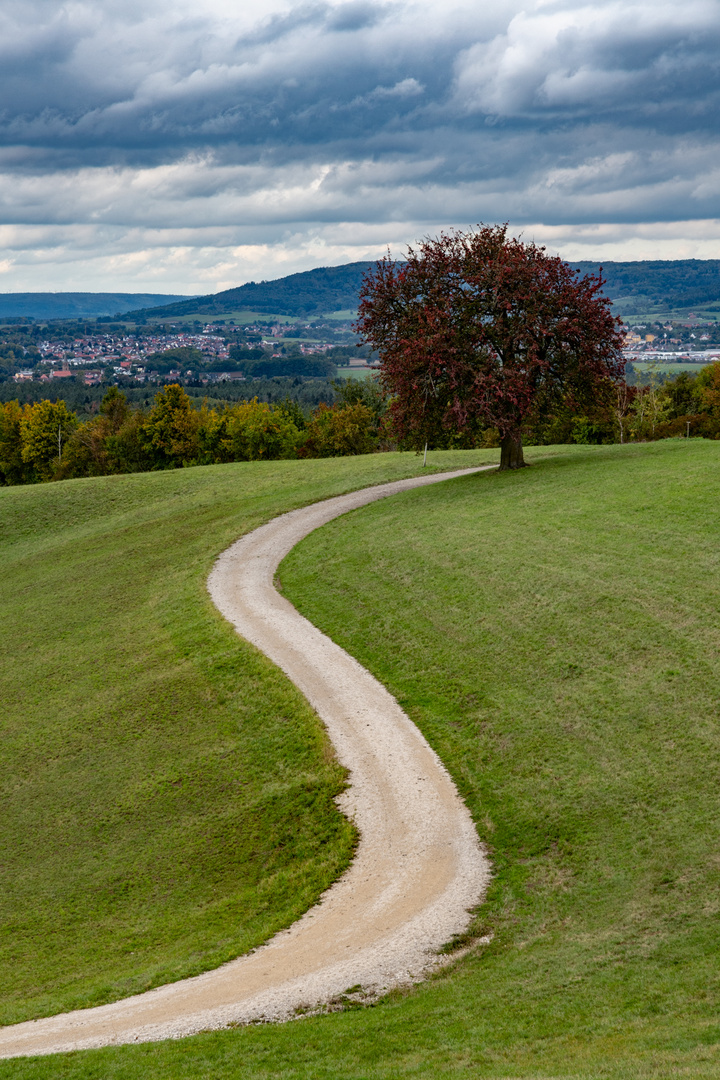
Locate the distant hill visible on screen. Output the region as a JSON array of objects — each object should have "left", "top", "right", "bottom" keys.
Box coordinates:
[
  {"left": 124, "top": 259, "right": 720, "bottom": 323},
  {"left": 9, "top": 260, "right": 719, "bottom": 324},
  {"left": 0, "top": 293, "right": 195, "bottom": 320},
  {"left": 572, "top": 260, "right": 720, "bottom": 314},
  {"left": 124, "top": 263, "right": 375, "bottom": 320}
]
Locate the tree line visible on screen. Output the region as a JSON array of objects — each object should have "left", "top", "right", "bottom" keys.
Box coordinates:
[
  {"left": 0, "top": 382, "right": 386, "bottom": 485},
  {"left": 528, "top": 363, "right": 720, "bottom": 446},
  {"left": 2, "top": 359, "right": 718, "bottom": 487},
  {"left": 4, "top": 222, "right": 720, "bottom": 486}
]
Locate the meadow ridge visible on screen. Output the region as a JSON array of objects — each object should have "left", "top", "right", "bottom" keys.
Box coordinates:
[
  {"left": 0, "top": 467, "right": 491, "bottom": 1055},
  {"left": 0, "top": 450, "right": 499, "bottom": 1029},
  {"left": 2, "top": 440, "right": 720, "bottom": 1077}
]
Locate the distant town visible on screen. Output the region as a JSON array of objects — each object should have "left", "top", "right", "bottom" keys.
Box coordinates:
[
  {"left": 16, "top": 326, "right": 232, "bottom": 386},
  {"left": 620, "top": 321, "right": 720, "bottom": 373},
  {"left": 2, "top": 258, "right": 720, "bottom": 397},
  {"left": 1, "top": 317, "right": 378, "bottom": 393},
  {"left": 1, "top": 318, "right": 718, "bottom": 387}
]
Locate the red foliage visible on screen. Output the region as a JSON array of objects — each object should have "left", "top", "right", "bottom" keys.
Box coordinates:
[{"left": 356, "top": 225, "right": 625, "bottom": 462}]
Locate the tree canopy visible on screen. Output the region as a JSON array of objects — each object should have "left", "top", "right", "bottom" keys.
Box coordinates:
[{"left": 356, "top": 224, "right": 626, "bottom": 468}]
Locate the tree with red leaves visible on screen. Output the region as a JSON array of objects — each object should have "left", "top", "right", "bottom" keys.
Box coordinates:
[{"left": 356, "top": 224, "right": 625, "bottom": 470}]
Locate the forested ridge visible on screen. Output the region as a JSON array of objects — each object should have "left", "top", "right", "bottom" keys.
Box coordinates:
[
  {"left": 126, "top": 263, "right": 376, "bottom": 319},
  {"left": 0, "top": 293, "right": 193, "bottom": 320},
  {"left": 1, "top": 260, "right": 718, "bottom": 324},
  {"left": 125, "top": 259, "right": 720, "bottom": 320},
  {"left": 573, "top": 260, "right": 720, "bottom": 309}
]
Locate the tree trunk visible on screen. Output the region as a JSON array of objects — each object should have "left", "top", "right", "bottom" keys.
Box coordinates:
[{"left": 499, "top": 433, "right": 526, "bottom": 471}]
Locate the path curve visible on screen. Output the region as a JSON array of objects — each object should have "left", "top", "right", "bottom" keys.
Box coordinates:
[{"left": 0, "top": 467, "right": 492, "bottom": 1059}]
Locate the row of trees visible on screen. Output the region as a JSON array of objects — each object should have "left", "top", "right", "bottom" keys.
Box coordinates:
[
  {"left": 0, "top": 383, "right": 384, "bottom": 485},
  {"left": 524, "top": 362, "right": 720, "bottom": 446},
  {"left": 2, "top": 360, "right": 718, "bottom": 486},
  {"left": 618, "top": 364, "right": 720, "bottom": 442}
]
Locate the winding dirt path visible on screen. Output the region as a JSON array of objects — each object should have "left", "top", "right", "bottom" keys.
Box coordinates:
[{"left": 0, "top": 467, "right": 492, "bottom": 1059}]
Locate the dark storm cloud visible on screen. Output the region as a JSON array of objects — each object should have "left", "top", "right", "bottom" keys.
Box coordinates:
[
  {"left": 455, "top": 1, "right": 720, "bottom": 134},
  {"left": 0, "top": 1, "right": 439, "bottom": 160},
  {"left": 0, "top": 0, "right": 719, "bottom": 239}
]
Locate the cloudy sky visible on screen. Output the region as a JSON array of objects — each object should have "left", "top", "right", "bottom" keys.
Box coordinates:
[{"left": 1, "top": 0, "right": 719, "bottom": 293}]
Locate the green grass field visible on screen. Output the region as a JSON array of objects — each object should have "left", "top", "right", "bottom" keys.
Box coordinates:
[
  {"left": 139, "top": 309, "right": 356, "bottom": 326},
  {"left": 335, "top": 367, "right": 375, "bottom": 380},
  {"left": 3, "top": 440, "right": 720, "bottom": 1078},
  {"left": 0, "top": 450, "right": 496, "bottom": 1028},
  {"left": 631, "top": 361, "right": 715, "bottom": 373},
  {"left": 142, "top": 309, "right": 300, "bottom": 325}
]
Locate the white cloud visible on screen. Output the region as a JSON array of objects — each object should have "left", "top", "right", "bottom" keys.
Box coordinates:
[
  {"left": 2, "top": 217, "right": 719, "bottom": 294},
  {"left": 525, "top": 219, "right": 720, "bottom": 260}
]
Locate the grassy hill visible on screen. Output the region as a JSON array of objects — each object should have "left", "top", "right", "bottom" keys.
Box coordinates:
[
  {"left": 3, "top": 440, "right": 720, "bottom": 1078},
  {"left": 123, "top": 259, "right": 720, "bottom": 323},
  {"left": 0, "top": 450, "right": 493, "bottom": 1027}
]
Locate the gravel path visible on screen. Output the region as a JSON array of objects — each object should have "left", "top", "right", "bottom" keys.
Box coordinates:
[{"left": 0, "top": 467, "right": 492, "bottom": 1059}]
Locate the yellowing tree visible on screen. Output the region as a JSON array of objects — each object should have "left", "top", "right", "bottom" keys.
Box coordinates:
[
  {"left": 697, "top": 360, "right": 720, "bottom": 423},
  {"left": 0, "top": 401, "right": 31, "bottom": 484},
  {"left": 63, "top": 387, "right": 133, "bottom": 477},
  {"left": 223, "top": 398, "right": 301, "bottom": 461},
  {"left": 299, "top": 402, "right": 377, "bottom": 457},
  {"left": 19, "top": 399, "right": 77, "bottom": 481}
]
